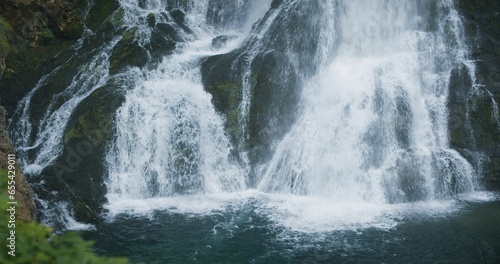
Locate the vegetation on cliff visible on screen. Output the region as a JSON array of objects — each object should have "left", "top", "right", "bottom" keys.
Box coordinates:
[
  {"left": 0, "top": 175, "right": 128, "bottom": 264},
  {"left": 0, "top": 106, "right": 35, "bottom": 222},
  {"left": 2, "top": 105, "right": 128, "bottom": 263},
  {"left": 0, "top": 0, "right": 85, "bottom": 80},
  {"left": 0, "top": 1, "right": 130, "bottom": 262}
]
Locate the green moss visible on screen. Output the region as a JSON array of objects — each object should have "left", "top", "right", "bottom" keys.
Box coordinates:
[
  {"left": 0, "top": 34, "right": 11, "bottom": 55},
  {"left": 122, "top": 28, "right": 137, "bottom": 41},
  {"left": 0, "top": 16, "right": 13, "bottom": 54},
  {"left": 64, "top": 128, "right": 83, "bottom": 144},
  {"left": 0, "top": 16, "right": 13, "bottom": 31},
  {"left": 109, "top": 7, "right": 125, "bottom": 28},
  {"left": 85, "top": 0, "right": 120, "bottom": 31},
  {"left": 108, "top": 27, "right": 151, "bottom": 74},
  {"left": 7, "top": 38, "right": 73, "bottom": 79},
  {"left": 61, "top": 18, "right": 84, "bottom": 40},
  {"left": 207, "top": 81, "right": 245, "bottom": 147},
  {"left": 37, "top": 28, "right": 56, "bottom": 45},
  {"left": 74, "top": 200, "right": 95, "bottom": 223},
  {"left": 64, "top": 103, "right": 113, "bottom": 145}
]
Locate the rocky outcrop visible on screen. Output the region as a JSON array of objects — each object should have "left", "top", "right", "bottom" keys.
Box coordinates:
[
  {"left": 0, "top": 0, "right": 84, "bottom": 43},
  {"left": 0, "top": 0, "right": 87, "bottom": 110},
  {"left": 38, "top": 86, "right": 125, "bottom": 223},
  {"left": 201, "top": 1, "right": 330, "bottom": 184},
  {"left": 0, "top": 106, "right": 36, "bottom": 222},
  {"left": 450, "top": 0, "right": 500, "bottom": 188}
]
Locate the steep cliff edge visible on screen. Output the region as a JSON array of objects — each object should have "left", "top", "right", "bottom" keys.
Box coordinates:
[{"left": 0, "top": 105, "right": 35, "bottom": 222}]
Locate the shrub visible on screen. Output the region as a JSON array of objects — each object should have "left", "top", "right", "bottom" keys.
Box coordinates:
[{"left": 0, "top": 175, "right": 128, "bottom": 264}]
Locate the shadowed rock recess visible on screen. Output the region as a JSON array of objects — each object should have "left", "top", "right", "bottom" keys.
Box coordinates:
[{"left": 0, "top": 0, "right": 499, "bottom": 227}]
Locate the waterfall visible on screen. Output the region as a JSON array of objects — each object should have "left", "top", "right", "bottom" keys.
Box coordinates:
[
  {"left": 8, "top": 42, "right": 114, "bottom": 175},
  {"left": 257, "top": 0, "right": 478, "bottom": 203},
  {"left": 6, "top": 0, "right": 486, "bottom": 231},
  {"left": 104, "top": 0, "right": 271, "bottom": 201}
]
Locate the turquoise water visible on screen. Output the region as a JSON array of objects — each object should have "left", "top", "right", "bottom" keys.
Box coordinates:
[{"left": 84, "top": 192, "right": 500, "bottom": 263}]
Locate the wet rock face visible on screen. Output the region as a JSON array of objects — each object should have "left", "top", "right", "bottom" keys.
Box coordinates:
[
  {"left": 211, "top": 35, "right": 237, "bottom": 49},
  {"left": 201, "top": 0, "right": 332, "bottom": 183},
  {"left": 1, "top": 0, "right": 199, "bottom": 224},
  {"left": 206, "top": 0, "right": 253, "bottom": 30},
  {"left": 451, "top": 0, "right": 500, "bottom": 188},
  {"left": 0, "top": 0, "right": 85, "bottom": 45},
  {"left": 47, "top": 87, "right": 124, "bottom": 223},
  {"left": 0, "top": 106, "right": 36, "bottom": 222}
]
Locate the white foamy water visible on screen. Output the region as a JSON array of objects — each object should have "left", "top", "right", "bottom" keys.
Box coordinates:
[
  {"left": 105, "top": 0, "right": 271, "bottom": 203},
  {"left": 9, "top": 0, "right": 491, "bottom": 233},
  {"left": 104, "top": 189, "right": 497, "bottom": 234},
  {"left": 258, "top": 0, "right": 478, "bottom": 204},
  {"left": 103, "top": 0, "right": 488, "bottom": 232}
]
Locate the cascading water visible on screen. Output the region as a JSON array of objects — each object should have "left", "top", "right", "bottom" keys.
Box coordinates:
[
  {"left": 101, "top": 0, "right": 484, "bottom": 232},
  {"left": 6, "top": 0, "right": 500, "bottom": 262},
  {"left": 104, "top": 55, "right": 247, "bottom": 199},
  {"left": 7, "top": 7, "right": 121, "bottom": 229},
  {"left": 257, "top": 0, "right": 478, "bottom": 203},
  {"left": 9, "top": 42, "right": 114, "bottom": 175},
  {"left": 6, "top": 0, "right": 491, "bottom": 236},
  {"left": 104, "top": 0, "right": 271, "bottom": 203}
]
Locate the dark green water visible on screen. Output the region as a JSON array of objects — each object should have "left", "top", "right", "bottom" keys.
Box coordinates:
[{"left": 83, "top": 192, "right": 500, "bottom": 264}]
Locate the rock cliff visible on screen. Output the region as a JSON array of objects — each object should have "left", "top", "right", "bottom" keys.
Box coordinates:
[{"left": 0, "top": 105, "right": 35, "bottom": 222}]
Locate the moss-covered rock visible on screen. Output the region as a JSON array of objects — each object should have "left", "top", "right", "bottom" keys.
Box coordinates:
[
  {"left": 60, "top": 16, "right": 84, "bottom": 40},
  {"left": 108, "top": 28, "right": 149, "bottom": 74},
  {"left": 452, "top": 0, "right": 500, "bottom": 188},
  {"left": 108, "top": 23, "right": 177, "bottom": 75},
  {"left": 0, "top": 16, "right": 13, "bottom": 79},
  {"left": 448, "top": 64, "right": 473, "bottom": 149},
  {"left": 108, "top": 7, "right": 126, "bottom": 29},
  {"left": 0, "top": 16, "right": 13, "bottom": 52},
  {"left": 208, "top": 82, "right": 243, "bottom": 145},
  {"left": 247, "top": 51, "right": 301, "bottom": 163},
  {"left": 147, "top": 29, "right": 176, "bottom": 57},
  {"left": 201, "top": 51, "right": 244, "bottom": 147},
  {"left": 85, "top": 0, "right": 120, "bottom": 31},
  {"left": 201, "top": 1, "right": 324, "bottom": 184},
  {"left": 147, "top": 13, "right": 156, "bottom": 28},
  {"left": 36, "top": 27, "right": 56, "bottom": 45},
  {"left": 0, "top": 0, "right": 88, "bottom": 111},
  {"left": 41, "top": 85, "right": 125, "bottom": 223},
  {"left": 155, "top": 22, "right": 182, "bottom": 42}
]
